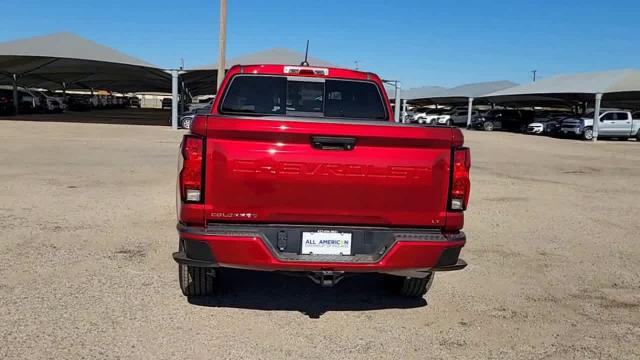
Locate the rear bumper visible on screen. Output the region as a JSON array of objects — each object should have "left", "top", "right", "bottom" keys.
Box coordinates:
[{"left": 173, "top": 223, "right": 467, "bottom": 274}]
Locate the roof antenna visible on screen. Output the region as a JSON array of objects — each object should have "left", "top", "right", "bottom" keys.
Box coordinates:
[{"left": 300, "top": 40, "right": 310, "bottom": 66}]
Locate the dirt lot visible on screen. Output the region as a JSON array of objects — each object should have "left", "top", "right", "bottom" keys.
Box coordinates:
[{"left": 0, "top": 120, "right": 638, "bottom": 360}]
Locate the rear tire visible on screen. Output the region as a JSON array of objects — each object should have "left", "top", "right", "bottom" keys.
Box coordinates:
[
  {"left": 181, "top": 117, "right": 193, "bottom": 130},
  {"left": 386, "top": 273, "right": 434, "bottom": 298},
  {"left": 178, "top": 242, "right": 215, "bottom": 296}
]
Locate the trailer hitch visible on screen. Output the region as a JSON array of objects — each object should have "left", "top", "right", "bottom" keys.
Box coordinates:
[{"left": 307, "top": 271, "right": 345, "bottom": 287}]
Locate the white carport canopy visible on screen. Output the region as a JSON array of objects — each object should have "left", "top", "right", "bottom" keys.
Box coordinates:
[
  {"left": 405, "top": 81, "right": 517, "bottom": 105},
  {"left": 388, "top": 85, "right": 448, "bottom": 101},
  {"left": 0, "top": 33, "right": 171, "bottom": 98},
  {"left": 482, "top": 69, "right": 640, "bottom": 141},
  {"left": 402, "top": 80, "right": 518, "bottom": 126}
]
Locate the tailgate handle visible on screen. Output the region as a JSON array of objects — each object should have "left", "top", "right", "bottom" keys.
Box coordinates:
[{"left": 311, "top": 136, "right": 357, "bottom": 151}]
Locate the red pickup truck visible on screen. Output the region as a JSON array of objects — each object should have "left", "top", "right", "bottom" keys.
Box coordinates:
[{"left": 173, "top": 64, "right": 470, "bottom": 298}]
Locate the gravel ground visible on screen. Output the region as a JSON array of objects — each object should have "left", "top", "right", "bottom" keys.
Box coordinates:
[{"left": 0, "top": 120, "right": 638, "bottom": 360}]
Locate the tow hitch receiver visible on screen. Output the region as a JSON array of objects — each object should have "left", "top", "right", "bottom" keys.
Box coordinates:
[{"left": 308, "top": 271, "right": 345, "bottom": 287}]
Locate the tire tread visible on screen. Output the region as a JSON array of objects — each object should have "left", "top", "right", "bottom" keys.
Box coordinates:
[
  {"left": 387, "top": 273, "right": 434, "bottom": 298},
  {"left": 178, "top": 242, "right": 215, "bottom": 297}
]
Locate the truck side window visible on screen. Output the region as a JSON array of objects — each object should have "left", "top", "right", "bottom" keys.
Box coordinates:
[
  {"left": 614, "top": 112, "right": 629, "bottom": 121},
  {"left": 601, "top": 113, "right": 616, "bottom": 121}
]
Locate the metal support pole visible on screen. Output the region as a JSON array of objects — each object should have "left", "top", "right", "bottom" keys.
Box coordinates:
[
  {"left": 180, "top": 80, "right": 186, "bottom": 115},
  {"left": 466, "top": 97, "right": 474, "bottom": 128},
  {"left": 394, "top": 82, "right": 401, "bottom": 123},
  {"left": 216, "top": 0, "right": 227, "bottom": 92},
  {"left": 171, "top": 69, "right": 179, "bottom": 130},
  {"left": 592, "top": 93, "right": 602, "bottom": 142},
  {"left": 402, "top": 99, "right": 408, "bottom": 123},
  {"left": 12, "top": 74, "right": 19, "bottom": 115}
]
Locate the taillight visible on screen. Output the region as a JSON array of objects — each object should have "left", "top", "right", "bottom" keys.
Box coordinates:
[
  {"left": 450, "top": 147, "right": 471, "bottom": 210},
  {"left": 179, "top": 135, "right": 204, "bottom": 202}
]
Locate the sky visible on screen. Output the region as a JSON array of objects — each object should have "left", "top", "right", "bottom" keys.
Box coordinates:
[{"left": 1, "top": 0, "right": 638, "bottom": 88}]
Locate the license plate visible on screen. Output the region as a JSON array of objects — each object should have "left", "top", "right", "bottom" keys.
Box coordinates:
[{"left": 301, "top": 231, "right": 352, "bottom": 256}]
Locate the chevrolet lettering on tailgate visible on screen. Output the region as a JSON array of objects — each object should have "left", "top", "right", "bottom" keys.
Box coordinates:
[{"left": 232, "top": 160, "right": 431, "bottom": 180}]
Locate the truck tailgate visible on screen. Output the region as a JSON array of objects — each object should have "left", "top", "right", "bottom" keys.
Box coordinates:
[{"left": 203, "top": 117, "right": 454, "bottom": 227}]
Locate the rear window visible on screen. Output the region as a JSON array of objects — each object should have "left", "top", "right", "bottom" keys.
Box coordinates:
[{"left": 219, "top": 75, "right": 388, "bottom": 120}]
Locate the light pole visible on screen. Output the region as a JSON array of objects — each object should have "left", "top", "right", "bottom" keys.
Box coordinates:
[
  {"left": 217, "top": 0, "right": 227, "bottom": 92},
  {"left": 383, "top": 79, "right": 401, "bottom": 122},
  {"left": 394, "top": 81, "right": 401, "bottom": 122},
  {"left": 592, "top": 93, "right": 602, "bottom": 142},
  {"left": 466, "top": 97, "right": 474, "bottom": 128},
  {"left": 171, "top": 69, "right": 179, "bottom": 130}
]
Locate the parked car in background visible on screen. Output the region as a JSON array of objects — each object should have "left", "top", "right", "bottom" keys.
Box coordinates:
[
  {"left": 128, "top": 96, "right": 141, "bottom": 108},
  {"left": 179, "top": 106, "right": 211, "bottom": 129},
  {"left": 88, "top": 95, "right": 99, "bottom": 108},
  {"left": 32, "top": 90, "right": 63, "bottom": 113},
  {"left": 188, "top": 97, "right": 214, "bottom": 112},
  {"left": 527, "top": 112, "right": 573, "bottom": 135},
  {"left": 403, "top": 110, "right": 416, "bottom": 122},
  {"left": 67, "top": 95, "right": 92, "bottom": 111},
  {"left": 18, "top": 89, "right": 39, "bottom": 113},
  {"left": 472, "top": 109, "right": 534, "bottom": 132},
  {"left": 162, "top": 97, "right": 187, "bottom": 110},
  {"left": 0, "top": 89, "right": 15, "bottom": 115},
  {"left": 95, "top": 95, "right": 108, "bottom": 108},
  {"left": 0, "top": 86, "right": 40, "bottom": 113},
  {"left": 560, "top": 110, "right": 640, "bottom": 140},
  {"left": 41, "top": 91, "right": 67, "bottom": 110},
  {"left": 434, "top": 113, "right": 453, "bottom": 126},
  {"left": 413, "top": 108, "right": 451, "bottom": 124},
  {"left": 449, "top": 109, "right": 480, "bottom": 126}
]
